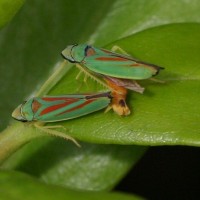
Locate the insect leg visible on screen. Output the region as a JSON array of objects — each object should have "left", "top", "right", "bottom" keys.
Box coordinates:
[
  {"left": 76, "top": 70, "right": 83, "bottom": 80},
  {"left": 111, "top": 45, "right": 130, "bottom": 55},
  {"left": 43, "top": 125, "right": 66, "bottom": 130},
  {"left": 34, "top": 123, "right": 80, "bottom": 147},
  {"left": 76, "top": 64, "right": 110, "bottom": 89},
  {"left": 150, "top": 77, "right": 165, "bottom": 83}
]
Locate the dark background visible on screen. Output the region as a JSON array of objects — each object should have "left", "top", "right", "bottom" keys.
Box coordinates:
[{"left": 116, "top": 146, "right": 200, "bottom": 200}]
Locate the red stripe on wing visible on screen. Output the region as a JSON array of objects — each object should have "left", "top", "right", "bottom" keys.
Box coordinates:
[
  {"left": 95, "top": 57, "right": 128, "bottom": 61},
  {"left": 130, "top": 63, "right": 159, "bottom": 71},
  {"left": 40, "top": 99, "right": 78, "bottom": 116},
  {"left": 56, "top": 99, "right": 95, "bottom": 116},
  {"left": 42, "top": 97, "right": 77, "bottom": 101},
  {"left": 130, "top": 63, "right": 141, "bottom": 66}
]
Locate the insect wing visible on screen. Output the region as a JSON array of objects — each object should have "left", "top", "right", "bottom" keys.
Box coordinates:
[
  {"left": 33, "top": 94, "right": 110, "bottom": 122},
  {"left": 83, "top": 46, "right": 162, "bottom": 80}
]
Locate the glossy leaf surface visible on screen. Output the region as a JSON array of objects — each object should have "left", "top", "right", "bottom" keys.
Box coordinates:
[
  {"left": 0, "top": 0, "right": 25, "bottom": 29},
  {"left": 0, "top": 0, "right": 200, "bottom": 195},
  {"left": 0, "top": 171, "right": 143, "bottom": 200}
]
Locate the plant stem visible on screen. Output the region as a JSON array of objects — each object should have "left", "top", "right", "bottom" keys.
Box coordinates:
[
  {"left": 36, "top": 61, "right": 72, "bottom": 97},
  {"left": 0, "top": 60, "right": 74, "bottom": 165},
  {"left": 0, "top": 61, "right": 73, "bottom": 165},
  {"left": 0, "top": 122, "right": 41, "bottom": 165}
]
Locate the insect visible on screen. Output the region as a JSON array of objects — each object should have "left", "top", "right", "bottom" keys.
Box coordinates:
[
  {"left": 61, "top": 44, "right": 164, "bottom": 116},
  {"left": 12, "top": 92, "right": 112, "bottom": 146}
]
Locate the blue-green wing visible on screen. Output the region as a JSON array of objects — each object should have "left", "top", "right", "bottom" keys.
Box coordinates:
[
  {"left": 83, "top": 47, "right": 163, "bottom": 80},
  {"left": 32, "top": 93, "right": 111, "bottom": 122}
]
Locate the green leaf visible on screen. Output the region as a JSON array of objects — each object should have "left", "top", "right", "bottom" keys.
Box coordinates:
[
  {"left": 91, "top": 1, "right": 200, "bottom": 45},
  {"left": 0, "top": 0, "right": 146, "bottom": 192},
  {"left": 0, "top": 171, "right": 144, "bottom": 200},
  {"left": 47, "top": 23, "right": 200, "bottom": 146},
  {"left": 0, "top": 0, "right": 25, "bottom": 29},
  {"left": 1, "top": 0, "right": 200, "bottom": 130},
  {"left": 2, "top": 139, "right": 146, "bottom": 190},
  {"left": 0, "top": 0, "right": 200, "bottom": 195}
]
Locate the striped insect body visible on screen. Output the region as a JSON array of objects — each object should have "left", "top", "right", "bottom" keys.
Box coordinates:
[
  {"left": 61, "top": 44, "right": 164, "bottom": 115},
  {"left": 12, "top": 92, "right": 112, "bottom": 146},
  {"left": 12, "top": 92, "right": 111, "bottom": 122},
  {"left": 61, "top": 44, "right": 163, "bottom": 80}
]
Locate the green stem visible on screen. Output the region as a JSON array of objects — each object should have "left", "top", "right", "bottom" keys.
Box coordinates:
[
  {"left": 0, "top": 60, "right": 73, "bottom": 165},
  {"left": 36, "top": 61, "right": 73, "bottom": 97},
  {"left": 0, "top": 122, "right": 41, "bottom": 165}
]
